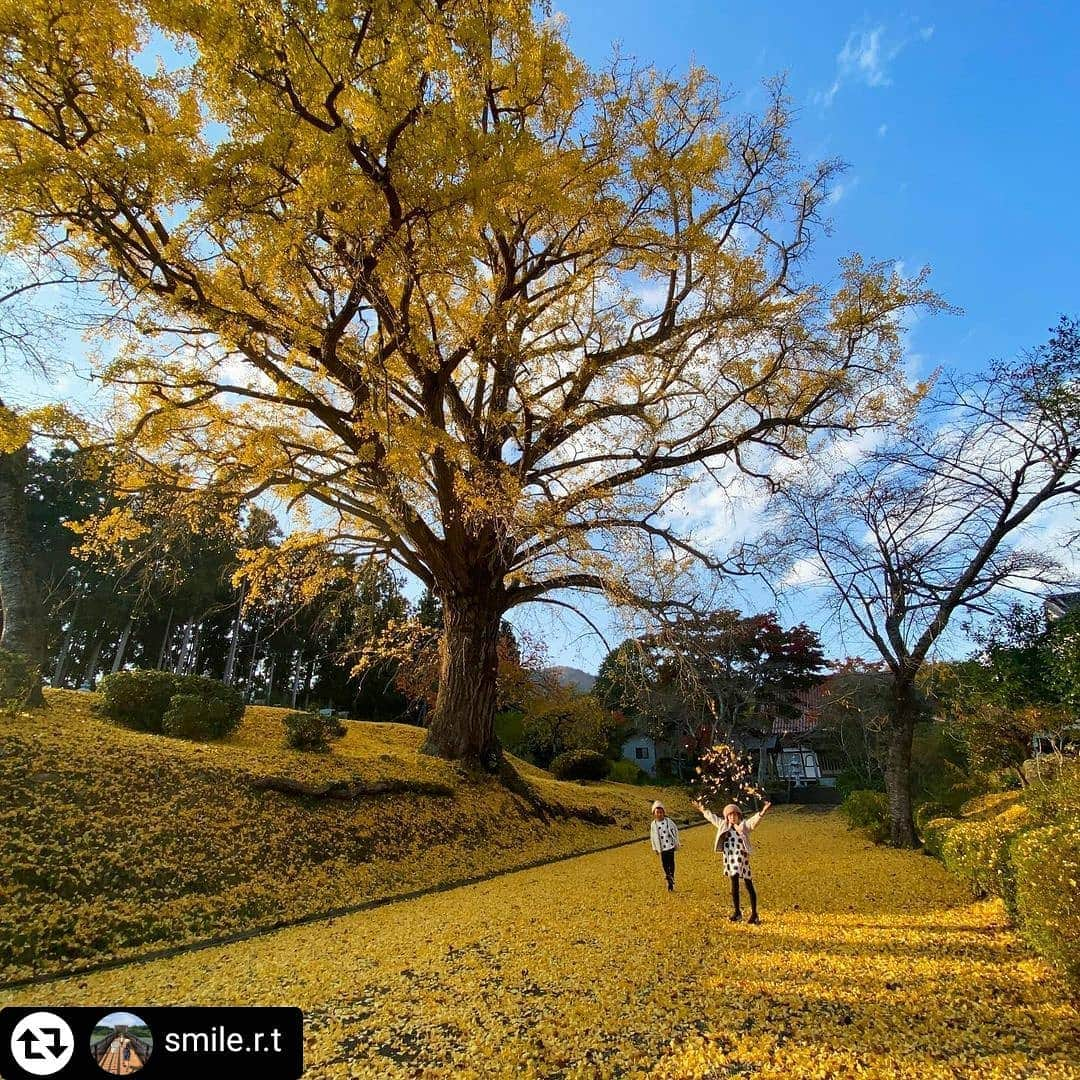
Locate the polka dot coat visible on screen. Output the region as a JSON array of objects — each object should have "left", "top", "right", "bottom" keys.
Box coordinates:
[{"left": 722, "top": 827, "right": 753, "bottom": 879}]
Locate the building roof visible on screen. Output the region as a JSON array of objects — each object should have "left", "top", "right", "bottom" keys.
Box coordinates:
[
  {"left": 1045, "top": 591, "right": 1080, "bottom": 617},
  {"left": 770, "top": 682, "right": 831, "bottom": 736}
]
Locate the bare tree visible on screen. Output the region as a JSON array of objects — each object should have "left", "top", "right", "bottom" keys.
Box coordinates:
[{"left": 753, "top": 319, "right": 1080, "bottom": 845}]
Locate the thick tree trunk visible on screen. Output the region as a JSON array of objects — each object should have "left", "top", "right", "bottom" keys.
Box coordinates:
[
  {"left": 0, "top": 439, "right": 46, "bottom": 705},
  {"left": 885, "top": 676, "right": 919, "bottom": 848},
  {"left": 422, "top": 594, "right": 502, "bottom": 770}
]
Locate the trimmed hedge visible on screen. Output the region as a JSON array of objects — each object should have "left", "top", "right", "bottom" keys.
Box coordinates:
[
  {"left": 550, "top": 749, "right": 608, "bottom": 781},
  {"left": 1023, "top": 758, "right": 1080, "bottom": 825},
  {"left": 97, "top": 670, "right": 177, "bottom": 730},
  {"left": 0, "top": 649, "right": 38, "bottom": 714},
  {"left": 98, "top": 669, "right": 243, "bottom": 739},
  {"left": 919, "top": 816, "right": 958, "bottom": 859},
  {"left": 1013, "top": 816, "right": 1080, "bottom": 991},
  {"left": 283, "top": 711, "right": 345, "bottom": 751},
  {"left": 922, "top": 763, "right": 1080, "bottom": 992},
  {"left": 161, "top": 694, "right": 234, "bottom": 741},
  {"left": 839, "top": 789, "right": 889, "bottom": 843},
  {"left": 940, "top": 804, "right": 1028, "bottom": 908}
]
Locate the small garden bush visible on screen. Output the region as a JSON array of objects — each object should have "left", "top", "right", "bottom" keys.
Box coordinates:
[
  {"left": 283, "top": 711, "right": 344, "bottom": 751},
  {"left": 550, "top": 749, "right": 608, "bottom": 781},
  {"left": 1012, "top": 816, "right": 1080, "bottom": 992},
  {"left": 98, "top": 669, "right": 243, "bottom": 737},
  {"left": 839, "top": 789, "right": 890, "bottom": 842},
  {"left": 161, "top": 694, "right": 234, "bottom": 741},
  {"left": 97, "top": 669, "right": 179, "bottom": 730},
  {"left": 606, "top": 759, "right": 644, "bottom": 785},
  {"left": 174, "top": 674, "right": 245, "bottom": 730},
  {"left": 0, "top": 649, "right": 37, "bottom": 714}
]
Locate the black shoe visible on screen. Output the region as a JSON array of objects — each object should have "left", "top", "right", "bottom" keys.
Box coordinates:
[
  {"left": 729, "top": 911, "right": 741, "bottom": 922},
  {"left": 667, "top": 881, "right": 674, "bottom": 891},
  {"left": 748, "top": 913, "right": 760, "bottom": 925}
]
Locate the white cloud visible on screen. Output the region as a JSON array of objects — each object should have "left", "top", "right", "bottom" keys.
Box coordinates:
[
  {"left": 878, "top": 123, "right": 888, "bottom": 138},
  {"left": 817, "top": 21, "right": 935, "bottom": 108},
  {"left": 827, "top": 176, "right": 859, "bottom": 205}
]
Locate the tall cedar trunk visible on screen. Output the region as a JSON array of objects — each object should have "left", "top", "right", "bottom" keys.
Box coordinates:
[
  {"left": 0, "top": 440, "right": 46, "bottom": 705},
  {"left": 82, "top": 635, "right": 103, "bottom": 688},
  {"left": 422, "top": 594, "right": 502, "bottom": 770},
  {"left": 885, "top": 675, "right": 919, "bottom": 848},
  {"left": 110, "top": 617, "right": 134, "bottom": 674}
]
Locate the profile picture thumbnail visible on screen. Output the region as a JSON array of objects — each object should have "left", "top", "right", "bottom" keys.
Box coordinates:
[{"left": 90, "top": 1012, "right": 153, "bottom": 1075}]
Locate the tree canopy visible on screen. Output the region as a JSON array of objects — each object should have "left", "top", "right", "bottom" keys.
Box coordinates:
[{"left": 0, "top": 0, "right": 935, "bottom": 764}]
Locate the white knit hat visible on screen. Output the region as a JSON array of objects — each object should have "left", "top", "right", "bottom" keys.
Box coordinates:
[{"left": 651, "top": 800, "right": 665, "bottom": 812}]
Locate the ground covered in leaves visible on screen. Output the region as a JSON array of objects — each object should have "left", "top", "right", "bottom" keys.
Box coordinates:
[
  {"left": 0, "top": 690, "right": 691, "bottom": 981},
  {"left": 6, "top": 809, "right": 1077, "bottom": 1078}
]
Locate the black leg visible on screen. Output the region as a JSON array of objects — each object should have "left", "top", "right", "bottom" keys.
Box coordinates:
[
  {"left": 745, "top": 879, "right": 758, "bottom": 922},
  {"left": 730, "top": 874, "right": 741, "bottom": 919}
]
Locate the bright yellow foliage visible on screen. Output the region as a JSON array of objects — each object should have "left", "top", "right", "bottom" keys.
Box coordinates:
[{"left": 0, "top": 0, "right": 941, "bottom": 648}]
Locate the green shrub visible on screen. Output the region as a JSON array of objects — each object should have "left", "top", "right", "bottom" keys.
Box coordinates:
[
  {"left": 0, "top": 649, "right": 37, "bottom": 714},
  {"left": 959, "top": 790, "right": 1022, "bottom": 820},
  {"left": 98, "top": 670, "right": 243, "bottom": 737},
  {"left": 920, "top": 815, "right": 959, "bottom": 859},
  {"left": 606, "top": 759, "right": 644, "bottom": 785},
  {"left": 1023, "top": 758, "right": 1080, "bottom": 825},
  {"left": 174, "top": 674, "right": 244, "bottom": 730},
  {"left": 835, "top": 768, "right": 883, "bottom": 802},
  {"left": 940, "top": 805, "right": 1028, "bottom": 905},
  {"left": 97, "top": 669, "right": 179, "bottom": 731},
  {"left": 838, "top": 789, "right": 889, "bottom": 842},
  {"left": 913, "top": 800, "right": 950, "bottom": 833},
  {"left": 161, "top": 694, "right": 234, "bottom": 741},
  {"left": 283, "top": 711, "right": 343, "bottom": 751},
  {"left": 1012, "top": 816, "right": 1080, "bottom": 992},
  {"left": 550, "top": 749, "right": 608, "bottom": 781}
]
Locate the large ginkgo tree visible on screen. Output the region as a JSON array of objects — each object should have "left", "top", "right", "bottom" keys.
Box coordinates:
[{"left": 0, "top": 0, "right": 934, "bottom": 766}]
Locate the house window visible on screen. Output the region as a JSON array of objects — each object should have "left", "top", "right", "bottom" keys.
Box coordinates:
[{"left": 635, "top": 746, "right": 650, "bottom": 760}]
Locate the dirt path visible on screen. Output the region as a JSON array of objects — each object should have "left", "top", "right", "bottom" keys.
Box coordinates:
[{"left": 5, "top": 809, "right": 1077, "bottom": 1078}]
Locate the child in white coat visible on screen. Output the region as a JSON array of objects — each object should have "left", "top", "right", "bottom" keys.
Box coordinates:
[
  {"left": 692, "top": 799, "right": 772, "bottom": 922},
  {"left": 649, "top": 800, "right": 680, "bottom": 891}
]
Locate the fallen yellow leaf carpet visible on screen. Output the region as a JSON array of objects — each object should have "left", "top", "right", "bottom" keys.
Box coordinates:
[{"left": 3, "top": 808, "right": 1077, "bottom": 1078}]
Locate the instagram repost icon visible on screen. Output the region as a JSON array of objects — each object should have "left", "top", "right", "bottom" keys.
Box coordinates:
[
  {"left": 9, "top": 1011, "right": 75, "bottom": 1076},
  {"left": 90, "top": 1013, "right": 154, "bottom": 1076}
]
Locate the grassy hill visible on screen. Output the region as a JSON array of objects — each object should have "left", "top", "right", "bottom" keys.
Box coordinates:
[{"left": 0, "top": 690, "right": 692, "bottom": 983}]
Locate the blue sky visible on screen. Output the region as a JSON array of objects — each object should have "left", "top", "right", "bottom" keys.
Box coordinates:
[
  {"left": 6, "top": 2, "right": 1078, "bottom": 672},
  {"left": 519, "top": 1, "right": 1080, "bottom": 670}
]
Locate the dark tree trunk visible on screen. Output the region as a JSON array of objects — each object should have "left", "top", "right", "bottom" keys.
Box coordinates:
[
  {"left": 885, "top": 675, "right": 919, "bottom": 848},
  {"left": 0, "top": 438, "right": 46, "bottom": 705},
  {"left": 156, "top": 606, "right": 174, "bottom": 669},
  {"left": 110, "top": 617, "right": 134, "bottom": 674},
  {"left": 422, "top": 593, "right": 502, "bottom": 770},
  {"left": 82, "top": 634, "right": 104, "bottom": 688}
]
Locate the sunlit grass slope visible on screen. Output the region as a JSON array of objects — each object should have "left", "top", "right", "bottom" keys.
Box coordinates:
[{"left": 0, "top": 690, "right": 691, "bottom": 981}]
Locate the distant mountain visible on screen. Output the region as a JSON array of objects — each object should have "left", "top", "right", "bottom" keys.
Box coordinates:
[{"left": 548, "top": 666, "right": 596, "bottom": 692}]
